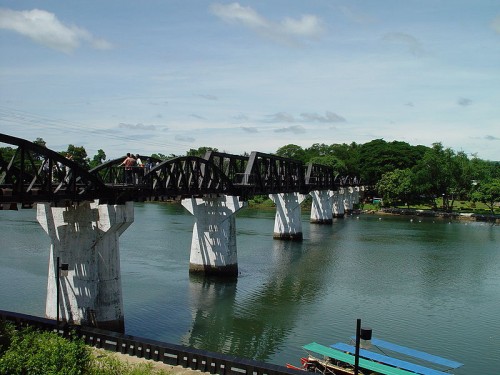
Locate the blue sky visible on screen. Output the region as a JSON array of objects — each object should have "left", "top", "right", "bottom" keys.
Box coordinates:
[{"left": 1, "top": 1, "right": 499, "bottom": 161}]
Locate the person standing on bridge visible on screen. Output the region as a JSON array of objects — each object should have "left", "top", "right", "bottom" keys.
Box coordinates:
[
  {"left": 135, "top": 154, "right": 143, "bottom": 184},
  {"left": 119, "top": 153, "right": 136, "bottom": 184}
]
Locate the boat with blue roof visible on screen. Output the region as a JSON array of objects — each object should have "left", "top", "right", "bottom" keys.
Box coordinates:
[{"left": 286, "top": 320, "right": 463, "bottom": 375}]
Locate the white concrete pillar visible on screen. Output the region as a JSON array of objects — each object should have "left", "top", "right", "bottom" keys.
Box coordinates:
[
  {"left": 37, "top": 201, "right": 133, "bottom": 332},
  {"left": 269, "top": 192, "right": 307, "bottom": 240},
  {"left": 333, "top": 188, "right": 345, "bottom": 218},
  {"left": 344, "top": 186, "right": 354, "bottom": 213},
  {"left": 309, "top": 190, "right": 334, "bottom": 224},
  {"left": 182, "top": 195, "right": 246, "bottom": 277}
]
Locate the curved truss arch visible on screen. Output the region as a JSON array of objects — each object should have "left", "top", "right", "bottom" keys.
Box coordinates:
[
  {"left": 146, "top": 156, "right": 237, "bottom": 199},
  {"left": 0, "top": 133, "right": 111, "bottom": 206}
]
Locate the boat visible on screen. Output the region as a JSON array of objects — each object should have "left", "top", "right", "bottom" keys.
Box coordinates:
[{"left": 287, "top": 338, "right": 464, "bottom": 375}]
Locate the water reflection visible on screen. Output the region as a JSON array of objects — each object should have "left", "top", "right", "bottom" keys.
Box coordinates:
[{"left": 183, "top": 232, "right": 339, "bottom": 361}]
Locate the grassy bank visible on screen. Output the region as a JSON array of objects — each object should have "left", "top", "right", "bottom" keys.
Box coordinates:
[{"left": 0, "top": 322, "right": 172, "bottom": 375}]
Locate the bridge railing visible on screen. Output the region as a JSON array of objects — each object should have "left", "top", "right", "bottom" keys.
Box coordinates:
[{"left": 0, "top": 310, "right": 302, "bottom": 375}]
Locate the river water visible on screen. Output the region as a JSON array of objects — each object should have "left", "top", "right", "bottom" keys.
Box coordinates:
[{"left": 0, "top": 202, "right": 498, "bottom": 374}]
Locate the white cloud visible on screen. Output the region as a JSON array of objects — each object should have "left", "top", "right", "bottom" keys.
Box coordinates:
[
  {"left": 241, "top": 126, "right": 258, "bottom": 133},
  {"left": 457, "top": 97, "right": 472, "bottom": 107},
  {"left": 210, "top": 2, "right": 324, "bottom": 45},
  {"left": 175, "top": 135, "right": 195, "bottom": 143},
  {"left": 301, "top": 111, "right": 346, "bottom": 123},
  {"left": 119, "top": 123, "right": 157, "bottom": 131},
  {"left": 382, "top": 32, "right": 424, "bottom": 57},
  {"left": 0, "top": 7, "right": 112, "bottom": 53},
  {"left": 197, "top": 94, "right": 218, "bottom": 101},
  {"left": 267, "top": 111, "right": 345, "bottom": 123},
  {"left": 274, "top": 125, "right": 306, "bottom": 134},
  {"left": 491, "top": 15, "right": 500, "bottom": 33}
]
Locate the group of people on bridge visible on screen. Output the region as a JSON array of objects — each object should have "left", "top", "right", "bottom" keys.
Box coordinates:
[{"left": 119, "top": 153, "right": 154, "bottom": 185}]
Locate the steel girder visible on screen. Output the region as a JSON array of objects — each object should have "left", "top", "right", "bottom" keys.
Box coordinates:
[{"left": 0, "top": 133, "right": 112, "bottom": 206}]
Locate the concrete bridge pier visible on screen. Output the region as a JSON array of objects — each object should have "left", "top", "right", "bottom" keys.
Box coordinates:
[
  {"left": 352, "top": 186, "right": 361, "bottom": 206},
  {"left": 333, "top": 189, "right": 345, "bottom": 218},
  {"left": 182, "top": 195, "right": 247, "bottom": 277},
  {"left": 309, "top": 190, "right": 334, "bottom": 224},
  {"left": 344, "top": 186, "right": 354, "bottom": 214},
  {"left": 37, "top": 201, "right": 134, "bottom": 332},
  {"left": 269, "top": 192, "right": 307, "bottom": 240}
]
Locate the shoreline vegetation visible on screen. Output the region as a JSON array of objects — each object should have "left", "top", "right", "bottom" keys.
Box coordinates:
[
  {"left": 243, "top": 195, "right": 499, "bottom": 223},
  {"left": 0, "top": 321, "right": 205, "bottom": 375}
]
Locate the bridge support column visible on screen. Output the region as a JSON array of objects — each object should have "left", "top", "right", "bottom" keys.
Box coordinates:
[
  {"left": 37, "top": 201, "right": 133, "bottom": 332},
  {"left": 309, "top": 190, "right": 334, "bottom": 224},
  {"left": 333, "top": 189, "right": 345, "bottom": 218},
  {"left": 269, "top": 192, "right": 307, "bottom": 240},
  {"left": 344, "top": 186, "right": 354, "bottom": 214},
  {"left": 182, "top": 195, "right": 246, "bottom": 277}
]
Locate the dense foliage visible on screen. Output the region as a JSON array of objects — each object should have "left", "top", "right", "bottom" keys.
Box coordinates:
[
  {"left": 0, "top": 324, "right": 90, "bottom": 375},
  {"left": 0, "top": 322, "right": 170, "bottom": 375}
]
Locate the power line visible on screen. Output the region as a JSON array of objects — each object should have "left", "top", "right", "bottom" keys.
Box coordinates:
[{"left": 0, "top": 105, "right": 191, "bottom": 154}]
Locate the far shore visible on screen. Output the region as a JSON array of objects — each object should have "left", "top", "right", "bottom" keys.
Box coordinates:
[{"left": 363, "top": 207, "right": 499, "bottom": 223}]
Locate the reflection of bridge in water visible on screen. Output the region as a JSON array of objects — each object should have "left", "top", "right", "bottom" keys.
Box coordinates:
[
  {"left": 1, "top": 133, "right": 363, "bottom": 332},
  {"left": 183, "top": 232, "right": 341, "bottom": 362}
]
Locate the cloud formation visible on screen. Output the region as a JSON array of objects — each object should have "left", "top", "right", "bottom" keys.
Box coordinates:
[
  {"left": 274, "top": 125, "right": 306, "bottom": 134},
  {"left": 382, "top": 32, "right": 424, "bottom": 56},
  {"left": 175, "top": 135, "right": 195, "bottom": 142},
  {"left": 241, "top": 126, "right": 258, "bottom": 133},
  {"left": 210, "top": 2, "right": 324, "bottom": 45},
  {"left": 0, "top": 8, "right": 112, "bottom": 53},
  {"left": 267, "top": 111, "right": 345, "bottom": 123},
  {"left": 491, "top": 15, "right": 500, "bottom": 33},
  {"left": 457, "top": 97, "right": 472, "bottom": 106},
  {"left": 197, "top": 94, "right": 218, "bottom": 101},
  {"left": 119, "top": 123, "right": 157, "bottom": 131},
  {"left": 484, "top": 135, "right": 499, "bottom": 141}
]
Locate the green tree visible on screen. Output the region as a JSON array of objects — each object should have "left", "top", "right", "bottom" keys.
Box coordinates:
[
  {"left": 375, "top": 168, "right": 415, "bottom": 208},
  {"left": 64, "top": 144, "right": 90, "bottom": 169},
  {"left": 186, "top": 147, "right": 218, "bottom": 157},
  {"left": 275, "top": 144, "right": 307, "bottom": 162},
  {"left": 309, "top": 155, "right": 347, "bottom": 175},
  {"left": 33, "top": 137, "right": 46, "bottom": 148},
  {"left": 151, "top": 153, "right": 176, "bottom": 160},
  {"left": 358, "top": 139, "right": 427, "bottom": 186},
  {"left": 471, "top": 178, "right": 500, "bottom": 214},
  {"left": 89, "top": 149, "right": 106, "bottom": 169}
]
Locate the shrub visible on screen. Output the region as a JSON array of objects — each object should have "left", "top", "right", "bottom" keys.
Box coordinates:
[{"left": 0, "top": 326, "right": 91, "bottom": 375}]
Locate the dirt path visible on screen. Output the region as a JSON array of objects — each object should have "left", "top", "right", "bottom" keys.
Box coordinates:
[{"left": 93, "top": 348, "right": 210, "bottom": 374}]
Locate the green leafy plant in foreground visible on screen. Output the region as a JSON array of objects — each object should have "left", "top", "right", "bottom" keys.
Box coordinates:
[{"left": 0, "top": 325, "right": 90, "bottom": 375}]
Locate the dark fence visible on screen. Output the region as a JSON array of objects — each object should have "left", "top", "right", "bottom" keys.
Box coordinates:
[{"left": 0, "top": 310, "right": 303, "bottom": 375}]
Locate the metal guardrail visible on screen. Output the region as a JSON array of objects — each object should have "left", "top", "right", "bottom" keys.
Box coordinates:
[{"left": 0, "top": 310, "right": 302, "bottom": 375}]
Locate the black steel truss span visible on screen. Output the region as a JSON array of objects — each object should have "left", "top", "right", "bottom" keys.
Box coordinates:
[
  {"left": 146, "top": 156, "right": 234, "bottom": 199},
  {"left": 1, "top": 133, "right": 360, "bottom": 205},
  {"left": 0, "top": 133, "right": 113, "bottom": 207}
]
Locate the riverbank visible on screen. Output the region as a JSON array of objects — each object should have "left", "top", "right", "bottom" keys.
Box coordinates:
[{"left": 364, "top": 207, "right": 499, "bottom": 223}]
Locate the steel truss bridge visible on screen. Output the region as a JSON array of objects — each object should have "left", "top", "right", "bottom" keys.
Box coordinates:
[{"left": 1, "top": 133, "right": 359, "bottom": 207}]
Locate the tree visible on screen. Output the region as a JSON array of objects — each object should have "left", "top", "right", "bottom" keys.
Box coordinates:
[
  {"left": 375, "top": 168, "right": 415, "bottom": 207},
  {"left": 275, "top": 144, "right": 307, "bottom": 162},
  {"left": 64, "top": 145, "right": 89, "bottom": 169},
  {"left": 89, "top": 149, "right": 106, "bottom": 169},
  {"left": 309, "top": 155, "right": 347, "bottom": 175},
  {"left": 358, "top": 139, "right": 427, "bottom": 185},
  {"left": 471, "top": 178, "right": 500, "bottom": 214},
  {"left": 151, "top": 153, "right": 176, "bottom": 160},
  {"left": 186, "top": 147, "right": 218, "bottom": 157}
]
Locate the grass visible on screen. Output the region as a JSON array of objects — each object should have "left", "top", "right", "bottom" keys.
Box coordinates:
[{"left": 361, "top": 199, "right": 499, "bottom": 215}]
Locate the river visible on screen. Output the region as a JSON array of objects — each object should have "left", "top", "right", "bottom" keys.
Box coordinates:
[{"left": 0, "top": 202, "right": 498, "bottom": 374}]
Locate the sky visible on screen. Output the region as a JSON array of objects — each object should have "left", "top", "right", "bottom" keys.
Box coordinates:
[{"left": 0, "top": 1, "right": 499, "bottom": 161}]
